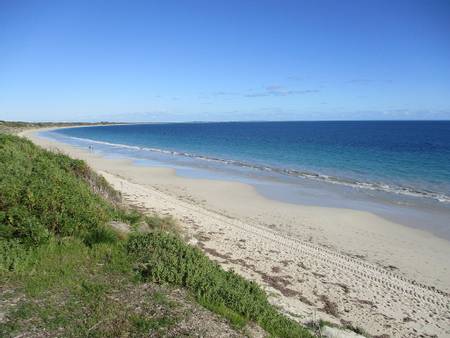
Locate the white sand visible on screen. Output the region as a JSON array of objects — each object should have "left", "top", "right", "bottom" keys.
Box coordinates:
[{"left": 21, "top": 128, "right": 450, "bottom": 337}]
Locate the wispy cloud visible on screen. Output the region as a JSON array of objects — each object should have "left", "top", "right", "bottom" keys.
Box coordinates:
[
  {"left": 211, "top": 91, "right": 239, "bottom": 96},
  {"left": 65, "top": 107, "right": 450, "bottom": 123},
  {"left": 206, "top": 85, "right": 319, "bottom": 98},
  {"left": 348, "top": 78, "right": 392, "bottom": 85},
  {"left": 245, "top": 85, "right": 319, "bottom": 97},
  {"left": 286, "top": 75, "right": 302, "bottom": 81}
]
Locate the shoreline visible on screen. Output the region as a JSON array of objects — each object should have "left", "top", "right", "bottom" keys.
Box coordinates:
[
  {"left": 41, "top": 125, "right": 450, "bottom": 205},
  {"left": 20, "top": 128, "right": 450, "bottom": 337},
  {"left": 40, "top": 126, "right": 450, "bottom": 241}
]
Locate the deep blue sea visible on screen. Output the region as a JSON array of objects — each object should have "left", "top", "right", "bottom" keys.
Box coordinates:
[{"left": 43, "top": 121, "right": 450, "bottom": 238}]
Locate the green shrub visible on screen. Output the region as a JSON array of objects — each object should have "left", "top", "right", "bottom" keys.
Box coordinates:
[
  {"left": 83, "top": 226, "right": 119, "bottom": 247},
  {"left": 127, "top": 231, "right": 312, "bottom": 337},
  {"left": 0, "top": 239, "right": 32, "bottom": 273},
  {"left": 0, "top": 134, "right": 114, "bottom": 245}
]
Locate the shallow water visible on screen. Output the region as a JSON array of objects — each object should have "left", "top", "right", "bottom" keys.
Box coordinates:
[{"left": 41, "top": 122, "right": 450, "bottom": 240}]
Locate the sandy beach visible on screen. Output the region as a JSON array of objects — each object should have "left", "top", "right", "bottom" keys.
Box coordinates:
[{"left": 21, "top": 128, "right": 450, "bottom": 337}]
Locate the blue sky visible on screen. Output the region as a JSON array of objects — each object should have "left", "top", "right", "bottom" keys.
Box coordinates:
[{"left": 1, "top": 0, "right": 450, "bottom": 122}]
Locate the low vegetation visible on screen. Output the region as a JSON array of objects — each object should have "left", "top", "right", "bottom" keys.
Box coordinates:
[
  {"left": 0, "top": 120, "right": 116, "bottom": 134},
  {"left": 0, "top": 132, "right": 313, "bottom": 337},
  {"left": 128, "top": 232, "right": 310, "bottom": 337}
]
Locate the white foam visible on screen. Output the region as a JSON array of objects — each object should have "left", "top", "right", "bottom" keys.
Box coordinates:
[{"left": 59, "top": 134, "right": 450, "bottom": 204}]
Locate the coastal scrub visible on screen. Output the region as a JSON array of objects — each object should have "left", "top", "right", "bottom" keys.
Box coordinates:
[{"left": 0, "top": 132, "right": 313, "bottom": 337}]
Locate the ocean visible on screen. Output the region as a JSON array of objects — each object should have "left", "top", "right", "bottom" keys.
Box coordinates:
[{"left": 42, "top": 121, "right": 450, "bottom": 238}]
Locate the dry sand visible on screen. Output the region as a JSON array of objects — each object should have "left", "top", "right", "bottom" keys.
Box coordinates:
[{"left": 21, "top": 128, "right": 450, "bottom": 337}]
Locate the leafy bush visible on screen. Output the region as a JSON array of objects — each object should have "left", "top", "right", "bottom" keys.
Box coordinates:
[
  {"left": 0, "top": 239, "right": 32, "bottom": 273},
  {"left": 127, "top": 231, "right": 312, "bottom": 337},
  {"left": 0, "top": 134, "right": 114, "bottom": 245}
]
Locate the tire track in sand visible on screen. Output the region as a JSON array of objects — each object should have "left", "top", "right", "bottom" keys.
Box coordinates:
[{"left": 104, "top": 172, "right": 450, "bottom": 337}]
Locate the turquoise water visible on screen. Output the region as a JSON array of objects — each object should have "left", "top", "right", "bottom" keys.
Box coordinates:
[
  {"left": 41, "top": 121, "right": 450, "bottom": 239},
  {"left": 49, "top": 121, "right": 450, "bottom": 203}
]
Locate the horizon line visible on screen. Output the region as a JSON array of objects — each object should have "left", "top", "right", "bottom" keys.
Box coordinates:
[{"left": 3, "top": 119, "right": 450, "bottom": 124}]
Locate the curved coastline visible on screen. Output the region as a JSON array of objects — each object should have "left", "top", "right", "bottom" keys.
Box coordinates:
[
  {"left": 38, "top": 127, "right": 450, "bottom": 241},
  {"left": 45, "top": 129, "right": 450, "bottom": 204}
]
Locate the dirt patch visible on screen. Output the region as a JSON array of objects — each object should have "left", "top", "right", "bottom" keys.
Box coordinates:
[
  {"left": 0, "top": 282, "right": 247, "bottom": 337},
  {"left": 198, "top": 242, "right": 232, "bottom": 260},
  {"left": 298, "top": 294, "right": 314, "bottom": 306},
  {"left": 319, "top": 295, "right": 339, "bottom": 318},
  {"left": 227, "top": 258, "right": 257, "bottom": 271},
  {"left": 257, "top": 271, "right": 299, "bottom": 297},
  {"left": 385, "top": 264, "right": 399, "bottom": 271},
  {"left": 297, "top": 262, "right": 309, "bottom": 270},
  {"left": 357, "top": 298, "right": 377, "bottom": 309},
  {"left": 280, "top": 259, "right": 293, "bottom": 267},
  {"left": 312, "top": 272, "right": 326, "bottom": 278},
  {"left": 334, "top": 283, "right": 350, "bottom": 294},
  {"left": 271, "top": 266, "right": 281, "bottom": 273},
  {"left": 194, "top": 233, "right": 212, "bottom": 242}
]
